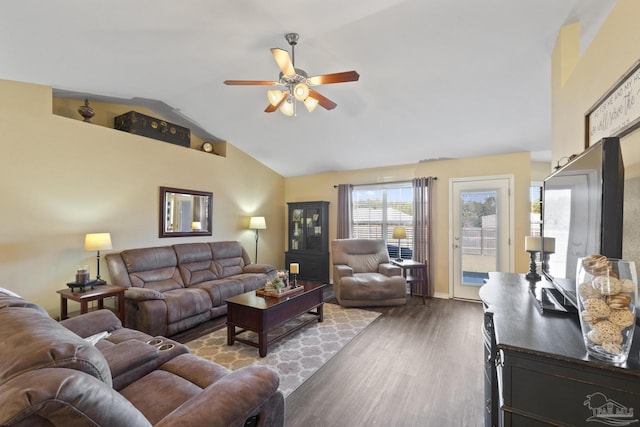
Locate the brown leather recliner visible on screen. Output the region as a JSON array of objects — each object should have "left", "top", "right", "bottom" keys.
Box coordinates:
[
  {"left": 0, "top": 290, "right": 284, "bottom": 427},
  {"left": 331, "top": 239, "right": 407, "bottom": 307}
]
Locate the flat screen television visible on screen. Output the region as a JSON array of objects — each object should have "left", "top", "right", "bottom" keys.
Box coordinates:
[{"left": 541, "top": 137, "right": 624, "bottom": 308}]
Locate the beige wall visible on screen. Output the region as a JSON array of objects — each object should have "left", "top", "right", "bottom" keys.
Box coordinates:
[
  {"left": 285, "top": 152, "right": 535, "bottom": 297},
  {"left": 0, "top": 79, "right": 284, "bottom": 316},
  {"left": 551, "top": 0, "right": 640, "bottom": 267}
]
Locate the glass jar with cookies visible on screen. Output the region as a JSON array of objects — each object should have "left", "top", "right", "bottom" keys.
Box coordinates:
[{"left": 576, "top": 255, "right": 637, "bottom": 364}]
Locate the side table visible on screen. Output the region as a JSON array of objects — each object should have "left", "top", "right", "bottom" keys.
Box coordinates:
[
  {"left": 391, "top": 259, "right": 428, "bottom": 304},
  {"left": 57, "top": 284, "right": 126, "bottom": 326}
]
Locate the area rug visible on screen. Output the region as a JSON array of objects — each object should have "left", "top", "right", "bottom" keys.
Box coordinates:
[{"left": 185, "top": 303, "right": 381, "bottom": 397}]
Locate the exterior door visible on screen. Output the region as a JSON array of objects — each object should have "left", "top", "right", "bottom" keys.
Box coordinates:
[{"left": 450, "top": 176, "right": 513, "bottom": 300}]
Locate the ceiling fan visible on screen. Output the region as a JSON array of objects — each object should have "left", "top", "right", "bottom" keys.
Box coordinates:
[{"left": 223, "top": 33, "right": 360, "bottom": 116}]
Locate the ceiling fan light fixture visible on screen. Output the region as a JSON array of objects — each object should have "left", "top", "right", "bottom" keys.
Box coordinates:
[
  {"left": 267, "top": 89, "right": 285, "bottom": 106},
  {"left": 280, "top": 98, "right": 295, "bottom": 116},
  {"left": 304, "top": 96, "right": 319, "bottom": 112},
  {"left": 293, "top": 83, "right": 309, "bottom": 101}
]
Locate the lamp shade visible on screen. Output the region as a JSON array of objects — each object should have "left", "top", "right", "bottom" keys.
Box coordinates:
[
  {"left": 293, "top": 83, "right": 310, "bottom": 101},
  {"left": 392, "top": 227, "right": 407, "bottom": 240},
  {"left": 249, "top": 216, "right": 267, "bottom": 230},
  {"left": 84, "top": 233, "right": 112, "bottom": 251},
  {"left": 280, "top": 99, "right": 294, "bottom": 116},
  {"left": 304, "top": 96, "right": 319, "bottom": 112},
  {"left": 525, "top": 236, "right": 541, "bottom": 252},
  {"left": 267, "top": 89, "right": 285, "bottom": 106}
]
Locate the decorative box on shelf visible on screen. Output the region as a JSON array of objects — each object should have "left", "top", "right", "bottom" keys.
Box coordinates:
[
  {"left": 256, "top": 286, "right": 304, "bottom": 299},
  {"left": 114, "top": 111, "right": 190, "bottom": 147}
]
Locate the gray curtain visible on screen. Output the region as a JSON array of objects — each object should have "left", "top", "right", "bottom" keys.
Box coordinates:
[
  {"left": 413, "top": 177, "right": 435, "bottom": 297},
  {"left": 336, "top": 184, "right": 352, "bottom": 239}
]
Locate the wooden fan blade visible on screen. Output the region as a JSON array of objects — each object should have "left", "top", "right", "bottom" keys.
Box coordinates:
[
  {"left": 308, "top": 89, "right": 337, "bottom": 110},
  {"left": 307, "top": 71, "right": 360, "bottom": 86},
  {"left": 271, "top": 48, "right": 296, "bottom": 77},
  {"left": 264, "top": 93, "right": 289, "bottom": 113},
  {"left": 224, "top": 80, "right": 279, "bottom": 86}
]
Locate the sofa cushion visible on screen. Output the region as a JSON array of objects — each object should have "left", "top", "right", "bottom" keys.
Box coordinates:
[
  {"left": 340, "top": 273, "right": 407, "bottom": 300},
  {"left": 122, "top": 247, "right": 184, "bottom": 291},
  {"left": 210, "top": 241, "right": 248, "bottom": 278},
  {"left": 348, "top": 254, "right": 383, "bottom": 273},
  {"left": 192, "top": 278, "right": 244, "bottom": 307},
  {"left": 0, "top": 307, "right": 112, "bottom": 386},
  {"left": 164, "top": 288, "right": 212, "bottom": 324}
]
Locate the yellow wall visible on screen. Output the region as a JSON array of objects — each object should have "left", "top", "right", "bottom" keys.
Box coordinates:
[
  {"left": 551, "top": 0, "right": 640, "bottom": 267},
  {"left": 0, "top": 79, "right": 284, "bottom": 315},
  {"left": 285, "top": 152, "right": 534, "bottom": 297}
]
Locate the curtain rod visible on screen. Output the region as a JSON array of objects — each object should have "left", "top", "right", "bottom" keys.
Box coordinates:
[{"left": 333, "top": 177, "right": 437, "bottom": 188}]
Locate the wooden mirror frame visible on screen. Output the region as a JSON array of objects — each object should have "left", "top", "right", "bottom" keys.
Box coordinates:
[{"left": 159, "top": 186, "right": 213, "bottom": 238}]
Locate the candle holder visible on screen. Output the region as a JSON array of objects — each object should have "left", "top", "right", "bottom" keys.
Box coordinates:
[
  {"left": 526, "top": 250, "right": 541, "bottom": 281},
  {"left": 291, "top": 273, "right": 298, "bottom": 288}
]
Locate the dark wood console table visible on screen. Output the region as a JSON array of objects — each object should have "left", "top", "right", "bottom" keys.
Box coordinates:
[{"left": 480, "top": 272, "right": 640, "bottom": 427}]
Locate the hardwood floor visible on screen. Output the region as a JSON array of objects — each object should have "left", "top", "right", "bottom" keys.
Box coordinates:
[
  {"left": 285, "top": 295, "right": 485, "bottom": 427},
  {"left": 170, "top": 286, "right": 485, "bottom": 427}
]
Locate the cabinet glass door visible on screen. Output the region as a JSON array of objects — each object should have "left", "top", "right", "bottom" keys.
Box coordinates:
[
  {"left": 306, "top": 207, "right": 323, "bottom": 250},
  {"left": 291, "top": 208, "right": 304, "bottom": 250}
]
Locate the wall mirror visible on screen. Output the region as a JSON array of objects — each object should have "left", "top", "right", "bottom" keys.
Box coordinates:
[{"left": 159, "top": 186, "right": 212, "bottom": 237}]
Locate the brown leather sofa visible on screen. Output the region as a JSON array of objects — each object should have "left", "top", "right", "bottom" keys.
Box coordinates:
[
  {"left": 106, "top": 241, "right": 276, "bottom": 336},
  {"left": 0, "top": 290, "right": 284, "bottom": 427},
  {"left": 332, "top": 239, "right": 407, "bottom": 307}
]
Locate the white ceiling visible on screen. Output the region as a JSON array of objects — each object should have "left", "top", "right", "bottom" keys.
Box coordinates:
[{"left": 0, "top": 0, "right": 617, "bottom": 177}]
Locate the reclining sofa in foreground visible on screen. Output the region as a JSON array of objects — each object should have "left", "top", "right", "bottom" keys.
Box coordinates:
[
  {"left": 106, "top": 241, "right": 276, "bottom": 336},
  {"left": 0, "top": 289, "right": 284, "bottom": 427}
]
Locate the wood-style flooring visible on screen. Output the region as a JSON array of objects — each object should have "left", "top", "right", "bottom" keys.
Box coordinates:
[
  {"left": 171, "top": 288, "right": 485, "bottom": 427},
  {"left": 285, "top": 295, "right": 485, "bottom": 427}
]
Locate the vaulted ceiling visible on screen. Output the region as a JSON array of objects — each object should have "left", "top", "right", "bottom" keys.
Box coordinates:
[{"left": 0, "top": 1, "right": 617, "bottom": 177}]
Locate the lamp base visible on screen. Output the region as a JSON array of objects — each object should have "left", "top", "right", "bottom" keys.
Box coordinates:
[
  {"left": 526, "top": 250, "right": 541, "bottom": 282},
  {"left": 94, "top": 278, "right": 107, "bottom": 286},
  {"left": 525, "top": 272, "right": 541, "bottom": 281}
]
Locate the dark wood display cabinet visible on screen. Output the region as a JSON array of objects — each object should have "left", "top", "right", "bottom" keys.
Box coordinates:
[
  {"left": 285, "top": 201, "right": 329, "bottom": 283},
  {"left": 480, "top": 272, "right": 640, "bottom": 427}
]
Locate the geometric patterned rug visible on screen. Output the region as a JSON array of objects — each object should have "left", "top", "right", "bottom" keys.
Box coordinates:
[{"left": 185, "top": 303, "right": 381, "bottom": 397}]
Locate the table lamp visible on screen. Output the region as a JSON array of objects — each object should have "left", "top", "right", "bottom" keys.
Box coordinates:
[
  {"left": 524, "top": 236, "right": 541, "bottom": 281},
  {"left": 84, "top": 232, "right": 112, "bottom": 285},
  {"left": 249, "top": 216, "right": 266, "bottom": 263},
  {"left": 392, "top": 227, "right": 407, "bottom": 261}
]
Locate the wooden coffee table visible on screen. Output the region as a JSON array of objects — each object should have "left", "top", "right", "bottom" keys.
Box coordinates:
[{"left": 226, "top": 282, "right": 326, "bottom": 357}]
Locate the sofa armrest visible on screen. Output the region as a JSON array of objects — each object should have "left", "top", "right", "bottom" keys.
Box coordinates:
[
  {"left": 334, "top": 264, "right": 354, "bottom": 279},
  {"left": 124, "top": 287, "right": 165, "bottom": 302},
  {"left": 0, "top": 368, "right": 152, "bottom": 427},
  {"left": 379, "top": 263, "right": 401, "bottom": 277},
  {"left": 61, "top": 309, "right": 122, "bottom": 338},
  {"left": 101, "top": 339, "right": 159, "bottom": 379},
  {"left": 243, "top": 263, "right": 275, "bottom": 274},
  {"left": 155, "top": 365, "right": 283, "bottom": 427}
]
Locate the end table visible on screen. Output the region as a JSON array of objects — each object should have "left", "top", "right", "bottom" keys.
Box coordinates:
[
  {"left": 391, "top": 259, "right": 428, "bottom": 304},
  {"left": 57, "top": 284, "right": 126, "bottom": 326}
]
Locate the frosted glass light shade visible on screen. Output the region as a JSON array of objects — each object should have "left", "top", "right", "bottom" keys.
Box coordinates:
[
  {"left": 267, "top": 90, "right": 285, "bottom": 106},
  {"left": 304, "top": 97, "right": 319, "bottom": 112},
  {"left": 293, "top": 83, "right": 310, "bottom": 101},
  {"left": 280, "top": 100, "right": 295, "bottom": 116}
]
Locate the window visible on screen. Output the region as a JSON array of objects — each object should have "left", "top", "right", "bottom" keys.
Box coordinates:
[{"left": 351, "top": 182, "right": 413, "bottom": 258}]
